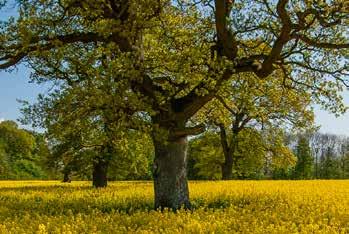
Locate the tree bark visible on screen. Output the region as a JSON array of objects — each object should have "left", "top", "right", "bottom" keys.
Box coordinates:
[
  {"left": 62, "top": 169, "right": 71, "bottom": 183},
  {"left": 92, "top": 158, "right": 109, "bottom": 188},
  {"left": 152, "top": 132, "right": 191, "bottom": 210},
  {"left": 221, "top": 159, "right": 233, "bottom": 180},
  {"left": 219, "top": 125, "right": 239, "bottom": 180}
]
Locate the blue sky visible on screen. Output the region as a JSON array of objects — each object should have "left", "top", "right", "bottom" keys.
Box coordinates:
[{"left": 0, "top": 67, "right": 51, "bottom": 130}]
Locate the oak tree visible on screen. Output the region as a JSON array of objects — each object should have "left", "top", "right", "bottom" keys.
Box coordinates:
[{"left": 0, "top": 0, "right": 348, "bottom": 209}]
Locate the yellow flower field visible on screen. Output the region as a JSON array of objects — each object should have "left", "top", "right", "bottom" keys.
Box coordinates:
[{"left": 0, "top": 180, "right": 348, "bottom": 233}]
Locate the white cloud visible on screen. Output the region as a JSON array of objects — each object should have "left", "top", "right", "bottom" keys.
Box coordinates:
[{"left": 0, "top": 118, "right": 4, "bottom": 123}]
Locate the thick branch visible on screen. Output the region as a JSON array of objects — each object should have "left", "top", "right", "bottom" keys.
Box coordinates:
[
  {"left": 0, "top": 32, "right": 131, "bottom": 69},
  {"left": 257, "top": 0, "right": 292, "bottom": 78},
  {"left": 172, "top": 124, "right": 206, "bottom": 137},
  {"left": 173, "top": 68, "right": 233, "bottom": 121},
  {"left": 214, "top": 0, "right": 238, "bottom": 59},
  {"left": 292, "top": 34, "right": 349, "bottom": 49}
]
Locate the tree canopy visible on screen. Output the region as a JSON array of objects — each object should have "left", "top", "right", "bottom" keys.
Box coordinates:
[{"left": 0, "top": 0, "right": 348, "bottom": 209}]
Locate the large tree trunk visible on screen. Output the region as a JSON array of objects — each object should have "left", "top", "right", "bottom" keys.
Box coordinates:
[
  {"left": 152, "top": 133, "right": 191, "bottom": 210},
  {"left": 92, "top": 158, "right": 109, "bottom": 188}
]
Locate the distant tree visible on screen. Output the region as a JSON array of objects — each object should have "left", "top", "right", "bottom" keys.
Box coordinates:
[
  {"left": 271, "top": 132, "right": 297, "bottom": 179},
  {"left": 0, "top": 140, "right": 9, "bottom": 176},
  {"left": 0, "top": 121, "right": 48, "bottom": 179},
  {"left": 309, "top": 132, "right": 349, "bottom": 179},
  {"left": 231, "top": 128, "right": 266, "bottom": 179},
  {"left": 339, "top": 152, "right": 349, "bottom": 179},
  {"left": 338, "top": 139, "right": 349, "bottom": 179},
  {"left": 192, "top": 67, "right": 314, "bottom": 180},
  {"left": 187, "top": 143, "right": 203, "bottom": 180},
  {"left": 30, "top": 132, "right": 51, "bottom": 178},
  {"left": 310, "top": 132, "right": 323, "bottom": 179},
  {"left": 20, "top": 87, "right": 143, "bottom": 187},
  {"left": 0, "top": 121, "right": 35, "bottom": 162},
  {"left": 108, "top": 131, "right": 154, "bottom": 181},
  {"left": 272, "top": 167, "right": 293, "bottom": 179},
  {"left": 188, "top": 127, "right": 295, "bottom": 180},
  {"left": 22, "top": 99, "right": 155, "bottom": 183},
  {"left": 188, "top": 132, "right": 223, "bottom": 180},
  {"left": 294, "top": 135, "right": 313, "bottom": 179},
  {"left": 320, "top": 146, "right": 340, "bottom": 179}
]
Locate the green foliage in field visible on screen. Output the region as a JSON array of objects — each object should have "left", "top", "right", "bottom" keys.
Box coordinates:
[
  {"left": 189, "top": 130, "right": 265, "bottom": 180},
  {"left": 188, "top": 128, "right": 295, "bottom": 180},
  {"left": 294, "top": 136, "right": 314, "bottom": 179},
  {"left": 0, "top": 121, "right": 49, "bottom": 179}
]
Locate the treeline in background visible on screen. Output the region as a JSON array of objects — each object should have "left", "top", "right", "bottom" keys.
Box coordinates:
[{"left": 1, "top": 120, "right": 348, "bottom": 181}]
